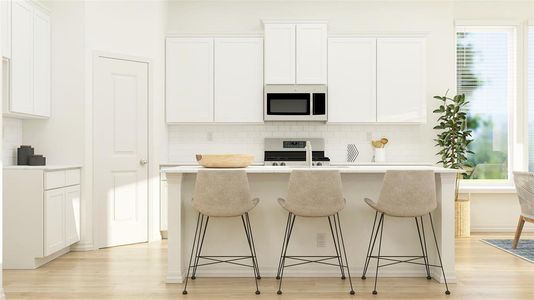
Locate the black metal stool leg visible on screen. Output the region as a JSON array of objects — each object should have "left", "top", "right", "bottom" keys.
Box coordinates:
[
  {"left": 241, "top": 215, "right": 261, "bottom": 295},
  {"left": 277, "top": 214, "right": 296, "bottom": 295},
  {"left": 182, "top": 213, "right": 202, "bottom": 295},
  {"left": 328, "top": 216, "right": 346, "bottom": 280},
  {"left": 362, "top": 212, "right": 382, "bottom": 280},
  {"left": 276, "top": 213, "right": 292, "bottom": 280},
  {"left": 372, "top": 213, "right": 385, "bottom": 295},
  {"left": 429, "top": 213, "right": 451, "bottom": 295},
  {"left": 335, "top": 213, "right": 356, "bottom": 295},
  {"left": 415, "top": 217, "right": 431, "bottom": 279},
  {"left": 191, "top": 215, "right": 209, "bottom": 280},
  {"left": 245, "top": 212, "right": 261, "bottom": 279}
]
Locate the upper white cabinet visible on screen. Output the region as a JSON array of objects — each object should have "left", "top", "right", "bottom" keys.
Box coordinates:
[
  {"left": 214, "top": 38, "right": 263, "bottom": 122},
  {"left": 264, "top": 22, "right": 327, "bottom": 84},
  {"left": 4, "top": 0, "right": 50, "bottom": 118},
  {"left": 166, "top": 37, "right": 264, "bottom": 123},
  {"left": 264, "top": 24, "right": 296, "bottom": 84},
  {"left": 328, "top": 37, "right": 377, "bottom": 123},
  {"left": 296, "top": 24, "right": 327, "bottom": 84},
  {"left": 376, "top": 38, "right": 426, "bottom": 123},
  {"left": 166, "top": 38, "right": 214, "bottom": 123},
  {"left": 1, "top": 0, "right": 12, "bottom": 58}
]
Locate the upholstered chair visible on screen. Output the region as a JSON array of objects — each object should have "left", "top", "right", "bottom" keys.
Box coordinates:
[
  {"left": 183, "top": 170, "right": 261, "bottom": 295},
  {"left": 512, "top": 171, "right": 534, "bottom": 249},
  {"left": 361, "top": 170, "right": 450, "bottom": 296},
  {"left": 275, "top": 170, "right": 355, "bottom": 295}
]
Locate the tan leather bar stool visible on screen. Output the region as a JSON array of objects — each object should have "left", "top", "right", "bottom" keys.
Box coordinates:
[
  {"left": 275, "top": 169, "right": 355, "bottom": 295},
  {"left": 182, "top": 170, "right": 261, "bottom": 295},
  {"left": 361, "top": 170, "right": 450, "bottom": 295}
]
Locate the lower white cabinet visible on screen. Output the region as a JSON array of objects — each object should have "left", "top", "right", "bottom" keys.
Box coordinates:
[{"left": 3, "top": 166, "right": 82, "bottom": 269}]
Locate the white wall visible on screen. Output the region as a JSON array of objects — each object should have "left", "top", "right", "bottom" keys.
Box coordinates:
[
  {"left": 83, "top": 0, "right": 168, "bottom": 248},
  {"left": 2, "top": 117, "right": 22, "bottom": 166}
]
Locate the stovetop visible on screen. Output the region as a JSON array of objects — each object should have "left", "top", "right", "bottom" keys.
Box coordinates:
[{"left": 263, "top": 138, "right": 330, "bottom": 166}]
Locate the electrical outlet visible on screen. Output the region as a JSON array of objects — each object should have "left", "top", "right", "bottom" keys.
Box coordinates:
[{"left": 316, "top": 233, "right": 327, "bottom": 248}]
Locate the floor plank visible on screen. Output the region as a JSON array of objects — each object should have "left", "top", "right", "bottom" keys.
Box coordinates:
[{"left": 4, "top": 233, "right": 534, "bottom": 299}]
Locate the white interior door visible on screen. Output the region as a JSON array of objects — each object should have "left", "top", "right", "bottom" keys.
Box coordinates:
[{"left": 94, "top": 56, "right": 149, "bottom": 248}]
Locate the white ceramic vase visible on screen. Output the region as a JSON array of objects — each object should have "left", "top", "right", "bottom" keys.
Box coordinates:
[{"left": 373, "top": 148, "right": 386, "bottom": 163}]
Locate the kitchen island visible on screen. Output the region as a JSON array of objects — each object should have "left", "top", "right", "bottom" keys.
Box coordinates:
[{"left": 161, "top": 165, "right": 458, "bottom": 285}]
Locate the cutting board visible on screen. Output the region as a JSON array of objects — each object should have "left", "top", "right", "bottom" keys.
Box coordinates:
[{"left": 196, "top": 154, "right": 254, "bottom": 168}]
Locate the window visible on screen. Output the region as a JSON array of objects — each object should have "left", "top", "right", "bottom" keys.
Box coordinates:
[{"left": 456, "top": 26, "right": 516, "bottom": 180}]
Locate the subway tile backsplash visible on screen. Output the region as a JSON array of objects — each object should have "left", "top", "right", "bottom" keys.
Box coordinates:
[
  {"left": 167, "top": 122, "right": 434, "bottom": 164},
  {"left": 3, "top": 117, "right": 22, "bottom": 166}
]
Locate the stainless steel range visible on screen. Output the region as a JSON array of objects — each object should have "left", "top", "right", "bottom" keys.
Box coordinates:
[{"left": 264, "top": 138, "right": 330, "bottom": 167}]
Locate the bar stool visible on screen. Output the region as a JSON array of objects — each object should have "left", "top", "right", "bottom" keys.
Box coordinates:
[
  {"left": 275, "top": 170, "right": 355, "bottom": 295},
  {"left": 182, "top": 170, "right": 261, "bottom": 295},
  {"left": 361, "top": 170, "right": 450, "bottom": 295}
]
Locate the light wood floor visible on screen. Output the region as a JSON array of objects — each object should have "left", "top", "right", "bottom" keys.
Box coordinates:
[{"left": 4, "top": 233, "right": 534, "bottom": 300}]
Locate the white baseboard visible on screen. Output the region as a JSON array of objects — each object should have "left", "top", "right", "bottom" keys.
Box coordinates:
[
  {"left": 0, "top": 288, "right": 5, "bottom": 300},
  {"left": 71, "top": 242, "right": 96, "bottom": 251}
]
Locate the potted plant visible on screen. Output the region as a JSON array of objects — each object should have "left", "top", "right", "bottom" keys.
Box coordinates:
[{"left": 433, "top": 91, "right": 474, "bottom": 237}]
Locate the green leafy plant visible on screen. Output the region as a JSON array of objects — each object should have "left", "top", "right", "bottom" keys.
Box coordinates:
[{"left": 433, "top": 92, "right": 474, "bottom": 173}]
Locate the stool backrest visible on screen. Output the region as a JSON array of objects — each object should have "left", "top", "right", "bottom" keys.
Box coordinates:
[
  {"left": 285, "top": 170, "right": 345, "bottom": 217},
  {"left": 193, "top": 169, "right": 255, "bottom": 217},
  {"left": 377, "top": 170, "right": 437, "bottom": 217},
  {"left": 513, "top": 171, "right": 534, "bottom": 219}
]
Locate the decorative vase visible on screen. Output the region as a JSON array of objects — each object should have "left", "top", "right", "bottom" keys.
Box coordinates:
[{"left": 373, "top": 148, "right": 386, "bottom": 163}]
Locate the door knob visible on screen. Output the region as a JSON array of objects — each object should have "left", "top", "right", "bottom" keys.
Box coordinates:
[{"left": 140, "top": 159, "right": 148, "bottom": 165}]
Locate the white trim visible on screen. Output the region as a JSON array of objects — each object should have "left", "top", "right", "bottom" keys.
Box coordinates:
[
  {"left": 472, "top": 227, "right": 534, "bottom": 233},
  {"left": 458, "top": 186, "right": 516, "bottom": 193},
  {"left": 456, "top": 20, "right": 522, "bottom": 27},
  {"left": 262, "top": 19, "right": 328, "bottom": 25},
  {"left": 166, "top": 33, "right": 263, "bottom": 38}
]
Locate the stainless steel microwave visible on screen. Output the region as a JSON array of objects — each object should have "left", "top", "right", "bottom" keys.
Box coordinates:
[{"left": 264, "top": 85, "right": 327, "bottom": 121}]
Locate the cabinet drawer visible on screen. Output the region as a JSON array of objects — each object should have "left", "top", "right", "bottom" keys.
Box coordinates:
[
  {"left": 45, "top": 171, "right": 66, "bottom": 190},
  {"left": 65, "top": 169, "right": 81, "bottom": 186}
]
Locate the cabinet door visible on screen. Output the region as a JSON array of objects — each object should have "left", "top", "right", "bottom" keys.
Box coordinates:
[
  {"left": 65, "top": 185, "right": 81, "bottom": 246},
  {"left": 44, "top": 189, "right": 66, "bottom": 256},
  {"left": 264, "top": 24, "right": 295, "bottom": 84},
  {"left": 296, "top": 24, "right": 327, "bottom": 84},
  {"left": 11, "top": 0, "right": 33, "bottom": 114},
  {"left": 1, "top": 0, "right": 11, "bottom": 58},
  {"left": 377, "top": 38, "right": 426, "bottom": 123},
  {"left": 33, "top": 7, "right": 50, "bottom": 117},
  {"left": 328, "top": 38, "right": 376, "bottom": 123},
  {"left": 214, "top": 38, "right": 263, "bottom": 122},
  {"left": 166, "top": 38, "right": 214, "bottom": 123}
]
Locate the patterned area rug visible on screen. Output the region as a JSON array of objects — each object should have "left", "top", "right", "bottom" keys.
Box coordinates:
[{"left": 482, "top": 239, "right": 534, "bottom": 263}]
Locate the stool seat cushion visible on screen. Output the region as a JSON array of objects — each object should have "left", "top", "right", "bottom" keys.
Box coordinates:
[
  {"left": 278, "top": 170, "right": 346, "bottom": 217},
  {"left": 364, "top": 170, "right": 437, "bottom": 217},
  {"left": 192, "top": 170, "right": 259, "bottom": 217}
]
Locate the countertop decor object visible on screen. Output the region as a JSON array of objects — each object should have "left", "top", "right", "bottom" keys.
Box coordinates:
[
  {"left": 371, "top": 137, "right": 388, "bottom": 162},
  {"left": 196, "top": 154, "right": 254, "bottom": 168},
  {"left": 347, "top": 144, "right": 359, "bottom": 162},
  {"left": 29, "top": 155, "right": 46, "bottom": 166},
  {"left": 17, "top": 145, "right": 34, "bottom": 165}
]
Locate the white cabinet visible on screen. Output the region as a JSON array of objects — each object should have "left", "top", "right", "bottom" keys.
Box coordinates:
[
  {"left": 214, "top": 38, "right": 263, "bottom": 122},
  {"left": 1, "top": 0, "right": 12, "bottom": 58},
  {"left": 166, "top": 38, "right": 214, "bottom": 123},
  {"left": 64, "top": 185, "right": 81, "bottom": 246},
  {"left": 10, "top": 0, "right": 33, "bottom": 114},
  {"left": 5, "top": 0, "right": 50, "bottom": 118},
  {"left": 44, "top": 189, "right": 66, "bottom": 256},
  {"left": 166, "top": 37, "right": 264, "bottom": 123},
  {"left": 264, "top": 24, "right": 296, "bottom": 84},
  {"left": 328, "top": 38, "right": 377, "bottom": 123},
  {"left": 264, "top": 22, "right": 327, "bottom": 84},
  {"left": 296, "top": 24, "right": 327, "bottom": 84},
  {"left": 33, "top": 7, "right": 51, "bottom": 117},
  {"left": 376, "top": 38, "right": 426, "bottom": 123},
  {"left": 3, "top": 167, "right": 82, "bottom": 269}
]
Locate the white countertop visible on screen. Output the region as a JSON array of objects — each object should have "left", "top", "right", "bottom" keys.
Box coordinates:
[
  {"left": 161, "top": 165, "right": 459, "bottom": 174},
  {"left": 3, "top": 165, "right": 82, "bottom": 171}
]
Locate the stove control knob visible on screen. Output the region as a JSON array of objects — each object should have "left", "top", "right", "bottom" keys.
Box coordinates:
[
  {"left": 280, "top": 162, "right": 286, "bottom": 166},
  {"left": 272, "top": 162, "right": 278, "bottom": 166},
  {"left": 316, "top": 162, "right": 322, "bottom": 166}
]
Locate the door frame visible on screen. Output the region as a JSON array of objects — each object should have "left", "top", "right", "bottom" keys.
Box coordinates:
[{"left": 88, "top": 51, "right": 160, "bottom": 249}]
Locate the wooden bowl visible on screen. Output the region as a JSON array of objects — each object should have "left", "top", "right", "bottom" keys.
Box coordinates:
[{"left": 195, "top": 154, "right": 254, "bottom": 168}]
